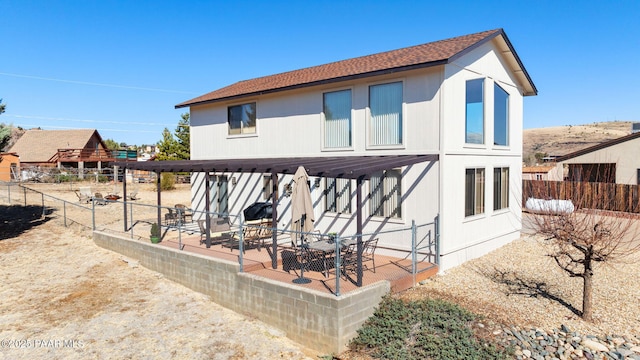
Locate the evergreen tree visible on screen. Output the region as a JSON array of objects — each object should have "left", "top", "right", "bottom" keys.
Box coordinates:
[{"left": 156, "top": 113, "right": 190, "bottom": 161}]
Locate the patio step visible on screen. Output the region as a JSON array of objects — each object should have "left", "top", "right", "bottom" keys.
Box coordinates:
[{"left": 388, "top": 260, "right": 439, "bottom": 293}]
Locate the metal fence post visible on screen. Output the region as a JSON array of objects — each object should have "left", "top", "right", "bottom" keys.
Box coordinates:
[
  {"left": 23, "top": 186, "right": 27, "bottom": 206},
  {"left": 130, "top": 202, "right": 134, "bottom": 239},
  {"left": 435, "top": 214, "right": 440, "bottom": 266},
  {"left": 41, "top": 193, "right": 45, "bottom": 217},
  {"left": 92, "top": 199, "right": 96, "bottom": 230},
  {"left": 238, "top": 220, "right": 244, "bottom": 272},
  {"left": 411, "top": 219, "right": 417, "bottom": 286},
  {"left": 63, "top": 201, "right": 67, "bottom": 227},
  {"left": 335, "top": 235, "right": 341, "bottom": 297}
]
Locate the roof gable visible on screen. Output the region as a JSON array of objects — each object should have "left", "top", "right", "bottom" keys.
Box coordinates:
[
  {"left": 177, "top": 29, "right": 536, "bottom": 108},
  {"left": 9, "top": 129, "right": 102, "bottom": 163}
]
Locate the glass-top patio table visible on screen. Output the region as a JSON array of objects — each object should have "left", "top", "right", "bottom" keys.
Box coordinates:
[{"left": 306, "top": 238, "right": 357, "bottom": 277}]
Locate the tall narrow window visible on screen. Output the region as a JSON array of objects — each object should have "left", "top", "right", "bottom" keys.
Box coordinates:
[
  {"left": 370, "top": 82, "right": 403, "bottom": 146},
  {"left": 493, "top": 167, "right": 509, "bottom": 210},
  {"left": 228, "top": 102, "right": 256, "bottom": 135},
  {"left": 465, "top": 79, "right": 484, "bottom": 144},
  {"left": 325, "top": 178, "right": 351, "bottom": 214},
  {"left": 369, "top": 169, "right": 402, "bottom": 218},
  {"left": 494, "top": 84, "right": 509, "bottom": 146},
  {"left": 324, "top": 90, "right": 352, "bottom": 148},
  {"left": 465, "top": 168, "right": 485, "bottom": 217}
]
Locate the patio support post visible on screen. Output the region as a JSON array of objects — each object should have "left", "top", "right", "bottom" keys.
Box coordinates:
[
  {"left": 123, "top": 167, "right": 128, "bottom": 232},
  {"left": 271, "top": 172, "right": 278, "bottom": 269},
  {"left": 356, "top": 176, "right": 364, "bottom": 287},
  {"left": 205, "top": 172, "right": 211, "bottom": 248},
  {"left": 156, "top": 171, "right": 162, "bottom": 239}
]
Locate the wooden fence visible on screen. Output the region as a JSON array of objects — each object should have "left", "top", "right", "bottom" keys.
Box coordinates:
[{"left": 522, "top": 180, "right": 640, "bottom": 213}]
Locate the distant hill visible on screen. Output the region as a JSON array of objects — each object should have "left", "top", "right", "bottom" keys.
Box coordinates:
[{"left": 523, "top": 121, "right": 634, "bottom": 165}]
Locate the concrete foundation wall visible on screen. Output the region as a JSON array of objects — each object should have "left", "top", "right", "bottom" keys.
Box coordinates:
[{"left": 93, "top": 231, "right": 390, "bottom": 354}]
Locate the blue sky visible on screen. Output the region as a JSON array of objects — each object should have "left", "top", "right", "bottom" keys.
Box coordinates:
[{"left": 1, "top": 0, "right": 638, "bottom": 146}]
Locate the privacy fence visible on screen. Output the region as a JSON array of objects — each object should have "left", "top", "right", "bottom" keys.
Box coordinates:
[{"left": 523, "top": 180, "right": 640, "bottom": 213}]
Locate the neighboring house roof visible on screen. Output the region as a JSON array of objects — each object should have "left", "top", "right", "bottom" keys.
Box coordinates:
[
  {"left": 554, "top": 131, "right": 640, "bottom": 162},
  {"left": 176, "top": 28, "right": 537, "bottom": 109},
  {"left": 522, "top": 165, "right": 556, "bottom": 173},
  {"left": 9, "top": 129, "right": 104, "bottom": 163}
]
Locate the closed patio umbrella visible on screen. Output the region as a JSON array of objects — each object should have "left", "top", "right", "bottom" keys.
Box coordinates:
[{"left": 290, "top": 166, "right": 315, "bottom": 246}]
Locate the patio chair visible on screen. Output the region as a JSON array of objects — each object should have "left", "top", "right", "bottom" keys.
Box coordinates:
[
  {"left": 165, "top": 208, "right": 178, "bottom": 226},
  {"left": 93, "top": 192, "right": 108, "bottom": 206},
  {"left": 341, "top": 238, "right": 378, "bottom": 276},
  {"left": 198, "top": 217, "right": 232, "bottom": 245},
  {"left": 174, "top": 204, "right": 193, "bottom": 224},
  {"left": 74, "top": 186, "right": 92, "bottom": 203},
  {"left": 127, "top": 190, "right": 139, "bottom": 201}
]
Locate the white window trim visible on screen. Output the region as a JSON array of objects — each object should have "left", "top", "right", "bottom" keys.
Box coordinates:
[
  {"left": 365, "top": 79, "right": 406, "bottom": 150},
  {"left": 492, "top": 166, "right": 510, "bottom": 214},
  {"left": 464, "top": 78, "right": 486, "bottom": 147},
  {"left": 492, "top": 82, "right": 510, "bottom": 150},
  {"left": 368, "top": 168, "right": 403, "bottom": 220},
  {"left": 226, "top": 99, "right": 259, "bottom": 138},
  {"left": 464, "top": 167, "right": 486, "bottom": 220},
  {"left": 321, "top": 86, "right": 355, "bottom": 152}
]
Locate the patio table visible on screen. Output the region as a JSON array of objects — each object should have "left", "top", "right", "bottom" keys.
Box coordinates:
[{"left": 307, "top": 238, "right": 355, "bottom": 277}]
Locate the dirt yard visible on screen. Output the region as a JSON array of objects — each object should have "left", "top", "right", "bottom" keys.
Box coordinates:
[{"left": 0, "top": 183, "right": 315, "bottom": 360}]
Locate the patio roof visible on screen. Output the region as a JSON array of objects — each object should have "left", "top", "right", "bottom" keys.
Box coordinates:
[{"left": 113, "top": 154, "right": 438, "bottom": 180}]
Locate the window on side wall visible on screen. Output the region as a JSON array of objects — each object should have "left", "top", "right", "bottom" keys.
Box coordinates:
[
  {"left": 324, "top": 90, "right": 352, "bottom": 148},
  {"left": 369, "top": 82, "right": 403, "bottom": 146},
  {"left": 494, "top": 84, "right": 509, "bottom": 146},
  {"left": 325, "top": 178, "right": 351, "bottom": 214},
  {"left": 369, "top": 169, "right": 401, "bottom": 218},
  {"left": 465, "top": 79, "right": 484, "bottom": 144},
  {"left": 465, "top": 168, "right": 485, "bottom": 217},
  {"left": 228, "top": 102, "right": 256, "bottom": 135},
  {"left": 493, "top": 167, "right": 509, "bottom": 211}
]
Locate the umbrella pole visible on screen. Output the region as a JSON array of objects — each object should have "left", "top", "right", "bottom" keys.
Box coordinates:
[{"left": 292, "top": 221, "right": 311, "bottom": 284}]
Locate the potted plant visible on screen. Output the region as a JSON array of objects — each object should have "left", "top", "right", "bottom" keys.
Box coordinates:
[{"left": 150, "top": 223, "right": 160, "bottom": 243}]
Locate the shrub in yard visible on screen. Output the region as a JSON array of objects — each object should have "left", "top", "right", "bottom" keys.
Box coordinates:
[
  {"left": 160, "top": 173, "right": 175, "bottom": 190},
  {"left": 349, "top": 296, "right": 510, "bottom": 360}
]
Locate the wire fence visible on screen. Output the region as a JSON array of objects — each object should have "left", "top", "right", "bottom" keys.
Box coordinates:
[{"left": 1, "top": 181, "right": 439, "bottom": 296}]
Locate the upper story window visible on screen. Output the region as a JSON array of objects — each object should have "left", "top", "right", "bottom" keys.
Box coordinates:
[
  {"left": 325, "top": 178, "right": 351, "bottom": 214},
  {"left": 228, "top": 102, "right": 256, "bottom": 135},
  {"left": 369, "top": 82, "right": 403, "bottom": 146},
  {"left": 465, "top": 79, "right": 484, "bottom": 144},
  {"left": 323, "top": 90, "right": 352, "bottom": 148},
  {"left": 465, "top": 168, "right": 485, "bottom": 217},
  {"left": 494, "top": 84, "right": 509, "bottom": 146},
  {"left": 370, "top": 169, "right": 402, "bottom": 218}
]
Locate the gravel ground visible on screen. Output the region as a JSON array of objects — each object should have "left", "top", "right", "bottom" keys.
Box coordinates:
[
  {"left": 2, "top": 182, "right": 639, "bottom": 359},
  {"left": 0, "top": 183, "right": 314, "bottom": 360},
  {"left": 401, "top": 233, "right": 640, "bottom": 340}
]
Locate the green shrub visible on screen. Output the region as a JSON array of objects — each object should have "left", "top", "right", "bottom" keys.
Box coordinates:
[
  {"left": 160, "top": 173, "right": 175, "bottom": 191},
  {"left": 349, "top": 296, "right": 510, "bottom": 360}
]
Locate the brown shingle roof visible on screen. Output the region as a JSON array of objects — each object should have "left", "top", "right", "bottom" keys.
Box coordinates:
[
  {"left": 9, "top": 129, "right": 101, "bottom": 163},
  {"left": 176, "top": 28, "right": 536, "bottom": 108}
]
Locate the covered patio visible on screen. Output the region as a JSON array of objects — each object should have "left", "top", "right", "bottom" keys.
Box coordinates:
[{"left": 113, "top": 154, "right": 439, "bottom": 289}]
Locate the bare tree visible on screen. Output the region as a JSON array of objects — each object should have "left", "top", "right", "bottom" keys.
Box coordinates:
[{"left": 525, "top": 179, "right": 640, "bottom": 321}]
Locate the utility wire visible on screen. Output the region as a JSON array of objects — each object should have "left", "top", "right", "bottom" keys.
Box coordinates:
[{"left": 0, "top": 71, "right": 199, "bottom": 95}]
